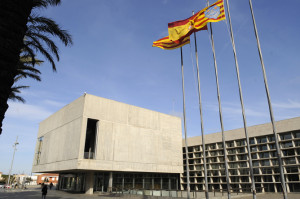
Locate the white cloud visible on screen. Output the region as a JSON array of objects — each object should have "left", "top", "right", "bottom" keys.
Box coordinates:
[
  {"left": 6, "top": 102, "right": 53, "bottom": 122},
  {"left": 273, "top": 100, "right": 300, "bottom": 109},
  {"left": 43, "top": 99, "right": 65, "bottom": 107},
  {"left": 205, "top": 102, "right": 268, "bottom": 118}
]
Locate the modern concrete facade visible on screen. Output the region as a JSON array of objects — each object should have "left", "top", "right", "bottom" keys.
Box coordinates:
[
  {"left": 182, "top": 117, "right": 300, "bottom": 193},
  {"left": 32, "top": 94, "right": 183, "bottom": 193},
  {"left": 32, "top": 94, "right": 300, "bottom": 194}
]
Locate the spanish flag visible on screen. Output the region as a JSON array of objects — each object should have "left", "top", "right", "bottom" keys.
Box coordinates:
[
  {"left": 152, "top": 36, "right": 190, "bottom": 50},
  {"left": 168, "top": 0, "right": 225, "bottom": 41}
]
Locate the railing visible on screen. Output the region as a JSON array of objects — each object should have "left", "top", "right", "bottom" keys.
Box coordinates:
[
  {"left": 111, "top": 187, "right": 263, "bottom": 198},
  {"left": 84, "top": 152, "right": 95, "bottom": 159}
]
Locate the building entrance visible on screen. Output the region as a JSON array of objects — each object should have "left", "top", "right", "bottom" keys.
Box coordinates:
[
  {"left": 94, "top": 172, "right": 109, "bottom": 192},
  {"left": 59, "top": 173, "right": 85, "bottom": 192}
]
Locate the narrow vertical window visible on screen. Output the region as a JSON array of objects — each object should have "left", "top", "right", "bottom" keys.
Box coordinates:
[
  {"left": 36, "top": 136, "right": 44, "bottom": 164},
  {"left": 84, "top": 119, "right": 98, "bottom": 159}
]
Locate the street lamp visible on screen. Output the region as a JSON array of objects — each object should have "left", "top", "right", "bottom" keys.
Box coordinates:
[{"left": 7, "top": 136, "right": 19, "bottom": 186}]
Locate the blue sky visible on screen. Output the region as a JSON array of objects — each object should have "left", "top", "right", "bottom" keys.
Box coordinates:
[{"left": 0, "top": 0, "right": 299, "bottom": 175}]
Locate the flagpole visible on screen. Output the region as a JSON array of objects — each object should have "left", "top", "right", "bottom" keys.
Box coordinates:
[
  {"left": 181, "top": 47, "right": 191, "bottom": 199},
  {"left": 223, "top": 0, "right": 257, "bottom": 198},
  {"left": 192, "top": 12, "right": 209, "bottom": 199},
  {"left": 204, "top": 9, "right": 231, "bottom": 199},
  {"left": 247, "top": 1, "right": 288, "bottom": 198}
]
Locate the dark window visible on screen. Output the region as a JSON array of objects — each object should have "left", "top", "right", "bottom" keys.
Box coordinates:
[
  {"left": 268, "top": 135, "right": 275, "bottom": 142},
  {"left": 237, "top": 148, "right": 245, "bottom": 153},
  {"left": 217, "top": 143, "right": 223, "bottom": 149},
  {"left": 285, "top": 158, "right": 296, "bottom": 165},
  {"left": 260, "top": 160, "right": 270, "bottom": 166},
  {"left": 258, "top": 145, "right": 267, "bottom": 151},
  {"left": 294, "top": 140, "right": 300, "bottom": 147},
  {"left": 280, "top": 133, "right": 292, "bottom": 140},
  {"left": 238, "top": 155, "right": 247, "bottom": 160},
  {"left": 261, "top": 168, "right": 272, "bottom": 174},
  {"left": 269, "top": 144, "right": 276, "bottom": 149},
  {"left": 84, "top": 119, "right": 98, "bottom": 159},
  {"left": 36, "top": 136, "right": 44, "bottom": 165},
  {"left": 270, "top": 151, "right": 278, "bottom": 157},
  {"left": 227, "top": 141, "right": 234, "bottom": 148},
  {"left": 253, "top": 161, "right": 259, "bottom": 167},
  {"left": 257, "top": 137, "right": 267, "bottom": 143},
  {"left": 228, "top": 156, "right": 236, "bottom": 161},
  {"left": 294, "top": 131, "right": 300, "bottom": 138},
  {"left": 281, "top": 142, "right": 293, "bottom": 148},
  {"left": 259, "top": 152, "right": 269, "bottom": 159},
  {"left": 272, "top": 159, "right": 278, "bottom": 166},
  {"left": 230, "top": 170, "right": 238, "bottom": 175},
  {"left": 251, "top": 154, "right": 257, "bottom": 159},
  {"left": 240, "top": 162, "right": 247, "bottom": 168},
  {"left": 286, "top": 167, "right": 298, "bottom": 173},
  {"left": 210, "top": 144, "right": 216, "bottom": 150},
  {"left": 251, "top": 146, "right": 257, "bottom": 152}
]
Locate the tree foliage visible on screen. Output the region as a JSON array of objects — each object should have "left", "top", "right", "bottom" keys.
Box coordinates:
[{"left": 6, "top": 0, "right": 73, "bottom": 108}]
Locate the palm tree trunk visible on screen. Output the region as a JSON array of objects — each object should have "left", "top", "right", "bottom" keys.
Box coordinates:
[{"left": 0, "top": 0, "right": 33, "bottom": 135}]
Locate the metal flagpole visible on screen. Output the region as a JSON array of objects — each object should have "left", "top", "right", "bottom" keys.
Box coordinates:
[
  {"left": 181, "top": 47, "right": 191, "bottom": 199},
  {"left": 205, "top": 1, "right": 231, "bottom": 198},
  {"left": 206, "top": 19, "right": 231, "bottom": 199},
  {"left": 247, "top": 1, "right": 288, "bottom": 198},
  {"left": 223, "top": 0, "right": 257, "bottom": 198},
  {"left": 7, "top": 136, "right": 19, "bottom": 186},
  {"left": 192, "top": 11, "right": 209, "bottom": 199}
]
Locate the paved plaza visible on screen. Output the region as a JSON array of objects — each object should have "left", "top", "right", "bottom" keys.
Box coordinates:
[{"left": 0, "top": 187, "right": 299, "bottom": 199}]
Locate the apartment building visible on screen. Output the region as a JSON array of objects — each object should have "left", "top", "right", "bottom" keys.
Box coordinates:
[{"left": 182, "top": 117, "right": 300, "bottom": 193}]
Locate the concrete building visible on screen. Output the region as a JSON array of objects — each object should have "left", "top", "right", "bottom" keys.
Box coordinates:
[
  {"left": 182, "top": 117, "right": 300, "bottom": 193},
  {"left": 32, "top": 94, "right": 300, "bottom": 194},
  {"left": 32, "top": 94, "right": 183, "bottom": 194}
]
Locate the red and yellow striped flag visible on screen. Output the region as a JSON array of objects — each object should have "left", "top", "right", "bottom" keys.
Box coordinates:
[
  {"left": 168, "top": 0, "right": 225, "bottom": 41},
  {"left": 152, "top": 36, "right": 190, "bottom": 50}
]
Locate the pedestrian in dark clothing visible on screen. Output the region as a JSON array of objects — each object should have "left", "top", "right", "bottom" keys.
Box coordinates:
[
  {"left": 49, "top": 182, "right": 53, "bottom": 190},
  {"left": 42, "top": 185, "right": 48, "bottom": 199}
]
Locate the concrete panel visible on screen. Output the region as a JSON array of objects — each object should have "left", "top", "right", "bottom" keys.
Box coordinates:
[
  {"left": 185, "top": 116, "right": 300, "bottom": 146},
  {"left": 32, "top": 159, "right": 78, "bottom": 173},
  {"left": 128, "top": 105, "right": 160, "bottom": 130},
  {"left": 33, "top": 94, "right": 183, "bottom": 174},
  {"left": 83, "top": 94, "right": 128, "bottom": 125},
  {"left": 92, "top": 120, "right": 183, "bottom": 173},
  {"left": 32, "top": 117, "right": 83, "bottom": 173},
  {"left": 38, "top": 96, "right": 85, "bottom": 137},
  {"left": 96, "top": 121, "right": 114, "bottom": 161}
]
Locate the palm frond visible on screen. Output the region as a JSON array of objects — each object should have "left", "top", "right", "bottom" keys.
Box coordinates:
[
  {"left": 25, "top": 39, "right": 57, "bottom": 71},
  {"left": 26, "top": 32, "right": 59, "bottom": 60},
  {"left": 32, "top": 0, "right": 61, "bottom": 9},
  {"left": 9, "top": 85, "right": 30, "bottom": 103},
  {"left": 28, "top": 16, "right": 73, "bottom": 46}
]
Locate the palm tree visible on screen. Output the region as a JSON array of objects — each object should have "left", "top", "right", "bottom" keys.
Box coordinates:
[
  {"left": 0, "top": 0, "right": 72, "bottom": 134},
  {"left": 24, "top": 14, "right": 72, "bottom": 71},
  {"left": 9, "top": 56, "right": 43, "bottom": 103}
]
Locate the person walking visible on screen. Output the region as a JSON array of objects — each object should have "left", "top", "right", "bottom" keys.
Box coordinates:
[
  {"left": 42, "top": 184, "right": 48, "bottom": 199},
  {"left": 49, "top": 182, "right": 53, "bottom": 190}
]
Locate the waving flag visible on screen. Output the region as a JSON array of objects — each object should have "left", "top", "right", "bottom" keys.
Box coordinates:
[
  {"left": 152, "top": 36, "right": 190, "bottom": 50},
  {"left": 168, "top": 0, "right": 225, "bottom": 41}
]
